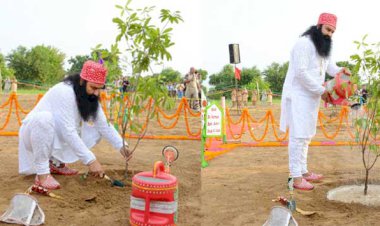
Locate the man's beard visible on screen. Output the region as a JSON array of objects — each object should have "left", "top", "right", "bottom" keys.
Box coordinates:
[
  {"left": 76, "top": 83, "right": 99, "bottom": 122},
  {"left": 303, "top": 26, "right": 332, "bottom": 57}
]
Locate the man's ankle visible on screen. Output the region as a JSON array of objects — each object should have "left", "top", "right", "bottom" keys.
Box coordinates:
[
  {"left": 37, "top": 174, "right": 50, "bottom": 182},
  {"left": 293, "top": 177, "right": 303, "bottom": 184}
]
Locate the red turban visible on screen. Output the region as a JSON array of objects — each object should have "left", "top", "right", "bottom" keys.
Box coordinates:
[
  {"left": 317, "top": 13, "right": 337, "bottom": 28},
  {"left": 80, "top": 60, "right": 108, "bottom": 84}
]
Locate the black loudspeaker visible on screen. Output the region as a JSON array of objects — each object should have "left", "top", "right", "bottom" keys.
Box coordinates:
[{"left": 229, "top": 44, "right": 240, "bottom": 64}]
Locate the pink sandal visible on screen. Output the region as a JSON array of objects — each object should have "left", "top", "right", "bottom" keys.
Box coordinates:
[
  {"left": 304, "top": 172, "right": 323, "bottom": 182},
  {"left": 293, "top": 178, "right": 314, "bottom": 191},
  {"left": 35, "top": 175, "right": 60, "bottom": 190},
  {"left": 50, "top": 162, "right": 78, "bottom": 176}
]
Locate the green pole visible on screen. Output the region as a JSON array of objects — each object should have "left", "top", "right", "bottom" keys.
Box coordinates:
[
  {"left": 201, "top": 133, "right": 208, "bottom": 168},
  {"left": 201, "top": 113, "right": 209, "bottom": 168}
]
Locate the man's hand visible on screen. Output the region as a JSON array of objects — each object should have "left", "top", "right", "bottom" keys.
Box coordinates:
[
  {"left": 321, "top": 90, "right": 333, "bottom": 103},
  {"left": 341, "top": 67, "right": 351, "bottom": 76},
  {"left": 88, "top": 159, "right": 104, "bottom": 178},
  {"left": 120, "top": 145, "right": 133, "bottom": 162}
]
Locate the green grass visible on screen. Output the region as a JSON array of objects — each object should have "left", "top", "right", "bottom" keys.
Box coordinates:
[{"left": 0, "top": 88, "right": 47, "bottom": 95}]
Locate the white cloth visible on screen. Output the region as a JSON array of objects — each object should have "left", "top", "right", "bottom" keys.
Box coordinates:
[
  {"left": 287, "top": 100, "right": 311, "bottom": 177},
  {"left": 280, "top": 36, "right": 341, "bottom": 138},
  {"left": 19, "top": 82, "right": 124, "bottom": 175}
]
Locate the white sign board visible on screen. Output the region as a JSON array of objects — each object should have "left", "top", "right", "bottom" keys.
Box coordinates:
[{"left": 206, "top": 104, "right": 222, "bottom": 137}]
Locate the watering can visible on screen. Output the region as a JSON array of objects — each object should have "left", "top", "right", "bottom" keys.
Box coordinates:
[{"left": 324, "top": 72, "right": 354, "bottom": 105}]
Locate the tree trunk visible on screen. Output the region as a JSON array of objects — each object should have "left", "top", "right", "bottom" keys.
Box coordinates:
[
  {"left": 364, "top": 169, "right": 369, "bottom": 195},
  {"left": 125, "top": 161, "right": 129, "bottom": 179}
]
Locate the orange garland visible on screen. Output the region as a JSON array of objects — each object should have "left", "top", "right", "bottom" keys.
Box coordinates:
[{"left": 2, "top": 93, "right": 379, "bottom": 144}]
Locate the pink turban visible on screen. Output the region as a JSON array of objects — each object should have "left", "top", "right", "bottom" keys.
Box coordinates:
[
  {"left": 80, "top": 60, "right": 107, "bottom": 84},
  {"left": 317, "top": 13, "right": 337, "bottom": 28}
]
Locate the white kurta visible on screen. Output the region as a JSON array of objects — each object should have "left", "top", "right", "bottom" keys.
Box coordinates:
[
  {"left": 19, "top": 82, "right": 124, "bottom": 175},
  {"left": 280, "top": 36, "right": 341, "bottom": 138}
]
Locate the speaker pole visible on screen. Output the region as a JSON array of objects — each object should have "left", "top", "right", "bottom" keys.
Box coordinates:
[{"left": 234, "top": 63, "right": 239, "bottom": 114}]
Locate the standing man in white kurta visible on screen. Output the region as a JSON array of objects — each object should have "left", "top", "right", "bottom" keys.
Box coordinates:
[
  {"left": 280, "top": 13, "right": 351, "bottom": 190},
  {"left": 18, "top": 60, "right": 132, "bottom": 190}
]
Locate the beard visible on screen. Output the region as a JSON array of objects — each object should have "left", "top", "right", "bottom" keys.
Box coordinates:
[
  {"left": 76, "top": 83, "right": 99, "bottom": 122},
  {"left": 63, "top": 74, "right": 99, "bottom": 122},
  {"left": 302, "top": 26, "right": 332, "bottom": 57}
]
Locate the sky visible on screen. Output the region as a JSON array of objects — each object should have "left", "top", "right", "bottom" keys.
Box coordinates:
[{"left": 1, "top": 0, "right": 380, "bottom": 86}]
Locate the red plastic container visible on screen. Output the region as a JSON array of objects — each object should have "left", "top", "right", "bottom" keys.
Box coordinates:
[{"left": 130, "top": 161, "right": 178, "bottom": 226}]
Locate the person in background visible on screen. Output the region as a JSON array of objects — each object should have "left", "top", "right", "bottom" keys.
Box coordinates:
[
  {"left": 242, "top": 88, "right": 249, "bottom": 107},
  {"left": 267, "top": 89, "right": 273, "bottom": 106},
  {"left": 184, "top": 67, "right": 199, "bottom": 111}
]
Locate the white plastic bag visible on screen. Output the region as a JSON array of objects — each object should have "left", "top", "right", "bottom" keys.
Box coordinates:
[
  {"left": 263, "top": 206, "right": 298, "bottom": 226},
  {"left": 0, "top": 194, "right": 45, "bottom": 226}
]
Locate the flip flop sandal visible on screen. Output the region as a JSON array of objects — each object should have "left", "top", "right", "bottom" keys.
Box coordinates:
[
  {"left": 35, "top": 175, "right": 60, "bottom": 190},
  {"left": 50, "top": 162, "right": 79, "bottom": 176},
  {"left": 293, "top": 178, "right": 314, "bottom": 191},
  {"left": 304, "top": 172, "right": 323, "bottom": 182}
]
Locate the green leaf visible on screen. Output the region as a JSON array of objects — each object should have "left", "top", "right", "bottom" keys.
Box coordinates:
[
  {"left": 362, "top": 34, "right": 368, "bottom": 42},
  {"left": 125, "top": 0, "right": 132, "bottom": 8},
  {"left": 112, "top": 17, "right": 124, "bottom": 26}
]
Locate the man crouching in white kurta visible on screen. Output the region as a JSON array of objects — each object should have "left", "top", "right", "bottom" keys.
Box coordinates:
[
  {"left": 280, "top": 13, "right": 351, "bottom": 191},
  {"left": 18, "top": 60, "right": 132, "bottom": 190}
]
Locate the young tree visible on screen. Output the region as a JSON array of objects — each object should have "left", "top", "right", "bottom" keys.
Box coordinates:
[
  {"left": 351, "top": 35, "right": 380, "bottom": 195},
  {"left": 93, "top": 0, "right": 183, "bottom": 177}
]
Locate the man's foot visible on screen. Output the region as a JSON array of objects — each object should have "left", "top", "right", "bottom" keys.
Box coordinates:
[
  {"left": 35, "top": 174, "right": 60, "bottom": 190},
  {"left": 293, "top": 178, "right": 314, "bottom": 191},
  {"left": 50, "top": 161, "right": 79, "bottom": 175},
  {"left": 303, "top": 172, "right": 323, "bottom": 182}
]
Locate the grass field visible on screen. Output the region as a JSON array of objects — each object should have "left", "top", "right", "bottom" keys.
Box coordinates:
[{"left": 0, "top": 88, "right": 47, "bottom": 95}]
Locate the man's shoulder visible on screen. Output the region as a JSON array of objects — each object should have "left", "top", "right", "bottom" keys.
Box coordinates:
[
  {"left": 49, "top": 82, "right": 74, "bottom": 97},
  {"left": 295, "top": 36, "right": 313, "bottom": 46},
  {"left": 292, "top": 36, "right": 314, "bottom": 53}
]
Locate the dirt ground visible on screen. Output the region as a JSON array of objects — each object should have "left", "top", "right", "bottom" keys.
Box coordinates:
[
  {"left": 0, "top": 94, "right": 201, "bottom": 226},
  {"left": 202, "top": 102, "right": 380, "bottom": 226}
]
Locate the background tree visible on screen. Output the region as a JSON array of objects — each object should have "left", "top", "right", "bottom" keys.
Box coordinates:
[
  {"left": 263, "top": 62, "right": 288, "bottom": 94},
  {"left": 6, "top": 46, "right": 29, "bottom": 82},
  {"left": 208, "top": 65, "right": 235, "bottom": 99},
  {"left": 208, "top": 64, "right": 264, "bottom": 99},
  {"left": 0, "top": 53, "right": 15, "bottom": 90},
  {"left": 197, "top": 68, "right": 208, "bottom": 83},
  {"left": 246, "top": 77, "right": 269, "bottom": 92},
  {"left": 7, "top": 45, "right": 65, "bottom": 85},
  {"left": 159, "top": 67, "right": 182, "bottom": 83},
  {"left": 27, "top": 45, "right": 66, "bottom": 84},
  {"left": 67, "top": 55, "right": 91, "bottom": 74}
]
